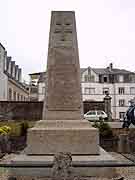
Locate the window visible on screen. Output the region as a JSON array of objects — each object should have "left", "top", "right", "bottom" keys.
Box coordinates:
[
  {"left": 87, "top": 111, "right": 96, "bottom": 115},
  {"left": 84, "top": 88, "right": 95, "bottom": 94},
  {"left": 118, "top": 87, "right": 125, "bottom": 94},
  {"left": 84, "top": 75, "right": 95, "bottom": 82},
  {"left": 84, "top": 75, "right": 89, "bottom": 82},
  {"left": 9, "top": 88, "right": 12, "bottom": 100},
  {"left": 56, "top": 22, "right": 61, "bottom": 25},
  {"left": 13, "top": 91, "right": 16, "bottom": 101},
  {"left": 21, "top": 95, "right": 23, "bottom": 101},
  {"left": 119, "top": 112, "right": 125, "bottom": 120},
  {"left": 91, "top": 75, "right": 95, "bottom": 82},
  {"left": 119, "top": 75, "right": 124, "bottom": 82},
  {"left": 42, "top": 87, "right": 45, "bottom": 94},
  {"left": 129, "top": 75, "right": 135, "bottom": 82},
  {"left": 97, "top": 111, "right": 104, "bottom": 115},
  {"left": 130, "top": 87, "right": 135, "bottom": 95},
  {"left": 103, "top": 88, "right": 109, "bottom": 95},
  {"left": 103, "top": 76, "right": 108, "bottom": 83},
  {"left": 65, "top": 22, "right": 71, "bottom": 25},
  {"left": 17, "top": 93, "right": 20, "bottom": 101},
  {"left": 84, "top": 88, "right": 90, "bottom": 94},
  {"left": 119, "top": 99, "right": 125, "bottom": 107}
]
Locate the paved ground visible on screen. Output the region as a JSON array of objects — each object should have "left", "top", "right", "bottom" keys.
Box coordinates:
[{"left": 0, "top": 152, "right": 135, "bottom": 180}]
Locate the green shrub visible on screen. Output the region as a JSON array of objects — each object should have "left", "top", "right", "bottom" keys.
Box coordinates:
[
  {"left": 0, "top": 121, "right": 35, "bottom": 137},
  {"left": 0, "top": 126, "right": 11, "bottom": 135},
  {"left": 20, "top": 122, "right": 29, "bottom": 136},
  {"left": 92, "top": 120, "right": 113, "bottom": 138}
]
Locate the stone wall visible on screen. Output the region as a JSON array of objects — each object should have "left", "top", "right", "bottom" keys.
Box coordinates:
[
  {"left": 83, "top": 100, "right": 105, "bottom": 114},
  {"left": 0, "top": 101, "right": 43, "bottom": 120},
  {"left": 100, "top": 128, "right": 135, "bottom": 152},
  {"left": 0, "top": 100, "right": 109, "bottom": 120}
]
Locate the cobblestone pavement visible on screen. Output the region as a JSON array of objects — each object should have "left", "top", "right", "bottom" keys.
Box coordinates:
[{"left": 0, "top": 152, "right": 135, "bottom": 180}]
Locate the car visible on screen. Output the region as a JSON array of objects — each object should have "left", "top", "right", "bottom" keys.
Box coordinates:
[{"left": 84, "top": 110, "right": 108, "bottom": 121}]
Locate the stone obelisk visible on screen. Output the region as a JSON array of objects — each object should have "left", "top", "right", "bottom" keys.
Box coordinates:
[
  {"left": 26, "top": 11, "right": 99, "bottom": 155},
  {"left": 10, "top": 11, "right": 117, "bottom": 179},
  {"left": 43, "top": 11, "right": 82, "bottom": 120}
]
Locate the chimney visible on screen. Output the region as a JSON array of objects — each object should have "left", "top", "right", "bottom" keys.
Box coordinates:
[
  {"left": 7, "top": 56, "right": 12, "bottom": 74},
  {"left": 109, "top": 63, "right": 113, "bottom": 71},
  {"left": 18, "top": 68, "right": 22, "bottom": 82},
  {"left": 10, "top": 61, "right": 15, "bottom": 78},
  {"left": 4, "top": 51, "right": 7, "bottom": 71},
  {"left": 15, "top": 65, "right": 19, "bottom": 81}
]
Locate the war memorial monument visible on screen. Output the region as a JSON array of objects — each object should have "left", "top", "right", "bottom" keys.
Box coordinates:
[{"left": 10, "top": 11, "right": 116, "bottom": 179}]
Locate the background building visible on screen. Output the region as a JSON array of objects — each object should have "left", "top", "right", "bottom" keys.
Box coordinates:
[
  {"left": 28, "top": 72, "right": 42, "bottom": 101},
  {"left": 0, "top": 43, "right": 29, "bottom": 101},
  {"left": 36, "top": 63, "right": 135, "bottom": 120},
  {"left": 81, "top": 63, "right": 135, "bottom": 120}
]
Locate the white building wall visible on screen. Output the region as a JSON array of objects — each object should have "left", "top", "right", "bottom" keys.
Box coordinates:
[
  {"left": 82, "top": 81, "right": 135, "bottom": 120},
  {"left": 113, "top": 83, "right": 135, "bottom": 120},
  {"left": 38, "top": 82, "right": 45, "bottom": 101},
  {"left": 82, "top": 82, "right": 113, "bottom": 100},
  {"left": 37, "top": 68, "right": 135, "bottom": 120},
  {"left": 0, "top": 45, "right": 8, "bottom": 100}
]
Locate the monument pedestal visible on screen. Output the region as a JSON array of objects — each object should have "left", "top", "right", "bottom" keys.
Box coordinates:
[
  {"left": 9, "top": 148, "right": 118, "bottom": 178},
  {"left": 26, "top": 120, "right": 99, "bottom": 155},
  {"left": 9, "top": 120, "right": 118, "bottom": 178}
]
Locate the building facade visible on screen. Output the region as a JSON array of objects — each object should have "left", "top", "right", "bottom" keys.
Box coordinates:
[
  {"left": 28, "top": 72, "right": 42, "bottom": 101},
  {"left": 0, "top": 43, "right": 29, "bottom": 101},
  {"left": 34, "top": 63, "right": 135, "bottom": 120},
  {"left": 81, "top": 63, "right": 135, "bottom": 120}
]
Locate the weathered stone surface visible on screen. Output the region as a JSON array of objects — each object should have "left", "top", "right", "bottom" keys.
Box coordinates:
[
  {"left": 9, "top": 148, "right": 117, "bottom": 178},
  {"left": 26, "top": 11, "right": 100, "bottom": 155},
  {"left": 52, "top": 152, "right": 72, "bottom": 179},
  {"left": 43, "top": 11, "right": 82, "bottom": 120},
  {"left": 26, "top": 120, "right": 99, "bottom": 155}
]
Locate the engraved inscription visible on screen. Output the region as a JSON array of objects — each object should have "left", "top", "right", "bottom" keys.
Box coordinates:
[
  {"left": 47, "top": 65, "right": 81, "bottom": 110},
  {"left": 51, "top": 16, "right": 73, "bottom": 47},
  {"left": 56, "top": 121, "right": 64, "bottom": 128},
  {"left": 48, "top": 47, "right": 75, "bottom": 68}
]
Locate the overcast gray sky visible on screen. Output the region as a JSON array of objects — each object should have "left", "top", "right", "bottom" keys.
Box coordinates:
[{"left": 0, "top": 0, "right": 135, "bottom": 82}]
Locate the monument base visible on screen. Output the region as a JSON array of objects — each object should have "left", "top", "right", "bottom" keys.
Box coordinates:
[
  {"left": 26, "top": 120, "right": 99, "bottom": 155},
  {"left": 9, "top": 148, "right": 118, "bottom": 178}
]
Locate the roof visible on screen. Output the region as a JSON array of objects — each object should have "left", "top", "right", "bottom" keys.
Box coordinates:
[
  {"left": 7, "top": 56, "right": 12, "bottom": 61},
  {"left": 80, "top": 68, "right": 87, "bottom": 75},
  {"left": 29, "top": 72, "right": 43, "bottom": 76},
  {"left": 0, "top": 42, "right": 5, "bottom": 50},
  {"left": 37, "top": 68, "right": 91, "bottom": 83},
  {"left": 31, "top": 65, "right": 135, "bottom": 83},
  {"left": 93, "top": 68, "right": 133, "bottom": 75},
  {"left": 38, "top": 72, "right": 46, "bottom": 83}
]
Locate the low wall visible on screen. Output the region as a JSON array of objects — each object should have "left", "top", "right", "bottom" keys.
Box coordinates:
[
  {"left": 100, "top": 128, "right": 135, "bottom": 152},
  {"left": 83, "top": 101, "right": 105, "bottom": 114},
  {"left": 0, "top": 101, "right": 43, "bottom": 120},
  {"left": 0, "top": 100, "right": 107, "bottom": 120}
]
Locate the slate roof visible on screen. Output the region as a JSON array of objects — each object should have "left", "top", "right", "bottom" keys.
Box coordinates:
[
  {"left": 0, "top": 42, "right": 5, "bottom": 50},
  {"left": 80, "top": 68, "right": 87, "bottom": 75},
  {"left": 93, "top": 68, "right": 133, "bottom": 75},
  {"left": 35, "top": 66, "right": 135, "bottom": 83},
  {"left": 38, "top": 68, "right": 89, "bottom": 83}
]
